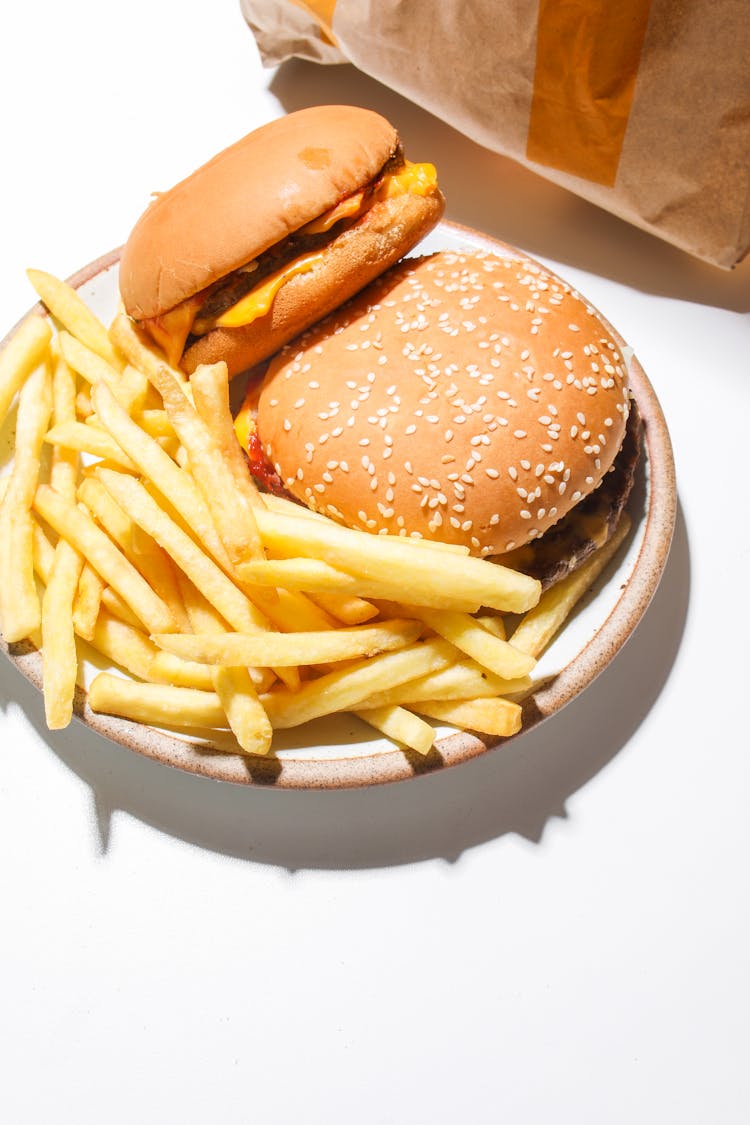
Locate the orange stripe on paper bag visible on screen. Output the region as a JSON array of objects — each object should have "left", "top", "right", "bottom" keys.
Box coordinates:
[
  {"left": 527, "top": 0, "right": 652, "bottom": 186},
  {"left": 289, "top": 0, "right": 338, "bottom": 46}
]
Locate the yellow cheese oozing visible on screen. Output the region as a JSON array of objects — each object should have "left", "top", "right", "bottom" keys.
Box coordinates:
[
  {"left": 214, "top": 250, "right": 324, "bottom": 329},
  {"left": 144, "top": 294, "right": 203, "bottom": 368}
]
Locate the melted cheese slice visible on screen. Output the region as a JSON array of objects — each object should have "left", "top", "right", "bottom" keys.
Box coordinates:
[
  {"left": 215, "top": 250, "right": 324, "bottom": 329},
  {"left": 298, "top": 162, "right": 438, "bottom": 235},
  {"left": 379, "top": 160, "right": 438, "bottom": 198},
  {"left": 300, "top": 190, "right": 367, "bottom": 235},
  {"left": 144, "top": 294, "right": 203, "bottom": 368}
]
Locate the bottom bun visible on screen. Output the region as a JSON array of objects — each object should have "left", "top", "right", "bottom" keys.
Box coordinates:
[{"left": 182, "top": 189, "right": 445, "bottom": 377}]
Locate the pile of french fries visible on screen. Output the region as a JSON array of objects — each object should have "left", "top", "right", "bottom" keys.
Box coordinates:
[{"left": 0, "top": 268, "right": 630, "bottom": 760}]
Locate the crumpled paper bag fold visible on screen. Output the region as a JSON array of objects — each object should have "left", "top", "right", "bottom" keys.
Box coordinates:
[{"left": 241, "top": 0, "right": 750, "bottom": 268}]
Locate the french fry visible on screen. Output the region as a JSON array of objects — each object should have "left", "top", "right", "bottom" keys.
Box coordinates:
[
  {"left": 78, "top": 473, "right": 141, "bottom": 546},
  {"left": 32, "top": 511, "right": 137, "bottom": 642},
  {"left": 414, "top": 607, "right": 535, "bottom": 680},
  {"left": 109, "top": 310, "right": 187, "bottom": 388},
  {"left": 148, "top": 361, "right": 263, "bottom": 564},
  {"left": 41, "top": 540, "right": 84, "bottom": 728},
  {"left": 174, "top": 567, "right": 272, "bottom": 754},
  {"left": 354, "top": 704, "right": 435, "bottom": 756},
  {"left": 510, "top": 515, "right": 632, "bottom": 658},
  {"left": 247, "top": 508, "right": 541, "bottom": 614},
  {"left": 152, "top": 618, "right": 422, "bottom": 668},
  {"left": 78, "top": 475, "right": 190, "bottom": 631},
  {"left": 0, "top": 313, "right": 51, "bottom": 429},
  {"left": 260, "top": 638, "right": 457, "bottom": 729},
  {"left": 415, "top": 697, "right": 523, "bottom": 738},
  {"left": 99, "top": 588, "right": 144, "bottom": 631},
  {"left": 89, "top": 673, "right": 227, "bottom": 729},
  {"left": 31, "top": 513, "right": 57, "bottom": 583},
  {"left": 33, "top": 484, "right": 176, "bottom": 635},
  {"left": 307, "top": 591, "right": 379, "bottom": 626},
  {"left": 95, "top": 468, "right": 268, "bottom": 635},
  {"left": 260, "top": 493, "right": 331, "bottom": 522},
  {"left": 265, "top": 587, "right": 335, "bottom": 632},
  {"left": 76, "top": 388, "right": 93, "bottom": 418},
  {"left": 475, "top": 613, "right": 507, "bottom": 641},
  {"left": 31, "top": 496, "right": 210, "bottom": 691},
  {"left": 72, "top": 562, "right": 106, "bottom": 640},
  {"left": 175, "top": 573, "right": 274, "bottom": 694},
  {"left": 27, "top": 270, "right": 120, "bottom": 367},
  {"left": 45, "top": 420, "right": 137, "bottom": 470},
  {"left": 58, "top": 331, "right": 133, "bottom": 406},
  {"left": 90, "top": 380, "right": 232, "bottom": 571},
  {"left": 49, "top": 350, "right": 79, "bottom": 499},
  {"left": 0, "top": 364, "right": 52, "bottom": 641},
  {"left": 210, "top": 666, "right": 273, "bottom": 756},
  {"left": 238, "top": 556, "right": 487, "bottom": 612},
  {"left": 190, "top": 361, "right": 262, "bottom": 510},
  {"left": 119, "top": 364, "right": 153, "bottom": 414},
  {"left": 136, "top": 409, "right": 176, "bottom": 440},
  {"left": 358, "top": 661, "right": 532, "bottom": 709},
  {"left": 88, "top": 612, "right": 216, "bottom": 692}
]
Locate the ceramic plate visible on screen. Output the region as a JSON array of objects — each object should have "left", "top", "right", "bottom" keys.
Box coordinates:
[{"left": 0, "top": 222, "right": 676, "bottom": 788}]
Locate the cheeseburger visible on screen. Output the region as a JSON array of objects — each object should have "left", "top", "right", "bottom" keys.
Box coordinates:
[
  {"left": 119, "top": 105, "right": 444, "bottom": 377},
  {"left": 247, "top": 250, "right": 641, "bottom": 586}
]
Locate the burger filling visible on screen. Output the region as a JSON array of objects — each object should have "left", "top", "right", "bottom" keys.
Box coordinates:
[
  {"left": 141, "top": 154, "right": 439, "bottom": 367},
  {"left": 495, "top": 399, "right": 642, "bottom": 588}
]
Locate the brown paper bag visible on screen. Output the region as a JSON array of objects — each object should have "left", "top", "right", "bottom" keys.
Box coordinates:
[{"left": 241, "top": 0, "right": 750, "bottom": 268}]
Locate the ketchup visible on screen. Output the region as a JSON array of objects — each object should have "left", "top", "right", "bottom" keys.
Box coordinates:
[{"left": 245, "top": 430, "right": 290, "bottom": 497}]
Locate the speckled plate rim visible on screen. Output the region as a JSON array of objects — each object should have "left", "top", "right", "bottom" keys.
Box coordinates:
[{"left": 0, "top": 224, "right": 676, "bottom": 789}]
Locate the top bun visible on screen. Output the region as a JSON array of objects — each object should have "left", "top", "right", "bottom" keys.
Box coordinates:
[
  {"left": 119, "top": 105, "right": 400, "bottom": 320},
  {"left": 256, "top": 250, "right": 631, "bottom": 556}
]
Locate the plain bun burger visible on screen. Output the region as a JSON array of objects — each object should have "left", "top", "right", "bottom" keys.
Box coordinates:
[
  {"left": 119, "top": 105, "right": 445, "bottom": 377},
  {"left": 250, "top": 250, "right": 640, "bottom": 581}
]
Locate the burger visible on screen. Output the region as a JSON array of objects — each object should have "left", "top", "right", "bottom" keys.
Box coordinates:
[
  {"left": 243, "top": 249, "right": 641, "bottom": 588},
  {"left": 118, "top": 105, "right": 445, "bottom": 377}
]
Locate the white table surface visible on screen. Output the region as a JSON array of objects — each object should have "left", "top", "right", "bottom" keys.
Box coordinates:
[{"left": 2, "top": 4, "right": 749, "bottom": 1123}]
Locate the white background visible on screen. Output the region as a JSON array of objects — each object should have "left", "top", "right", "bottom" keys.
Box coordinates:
[{"left": 1, "top": 3, "right": 749, "bottom": 1122}]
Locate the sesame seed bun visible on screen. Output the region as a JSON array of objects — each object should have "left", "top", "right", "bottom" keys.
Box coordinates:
[
  {"left": 255, "top": 250, "right": 631, "bottom": 556},
  {"left": 120, "top": 106, "right": 401, "bottom": 320}
]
